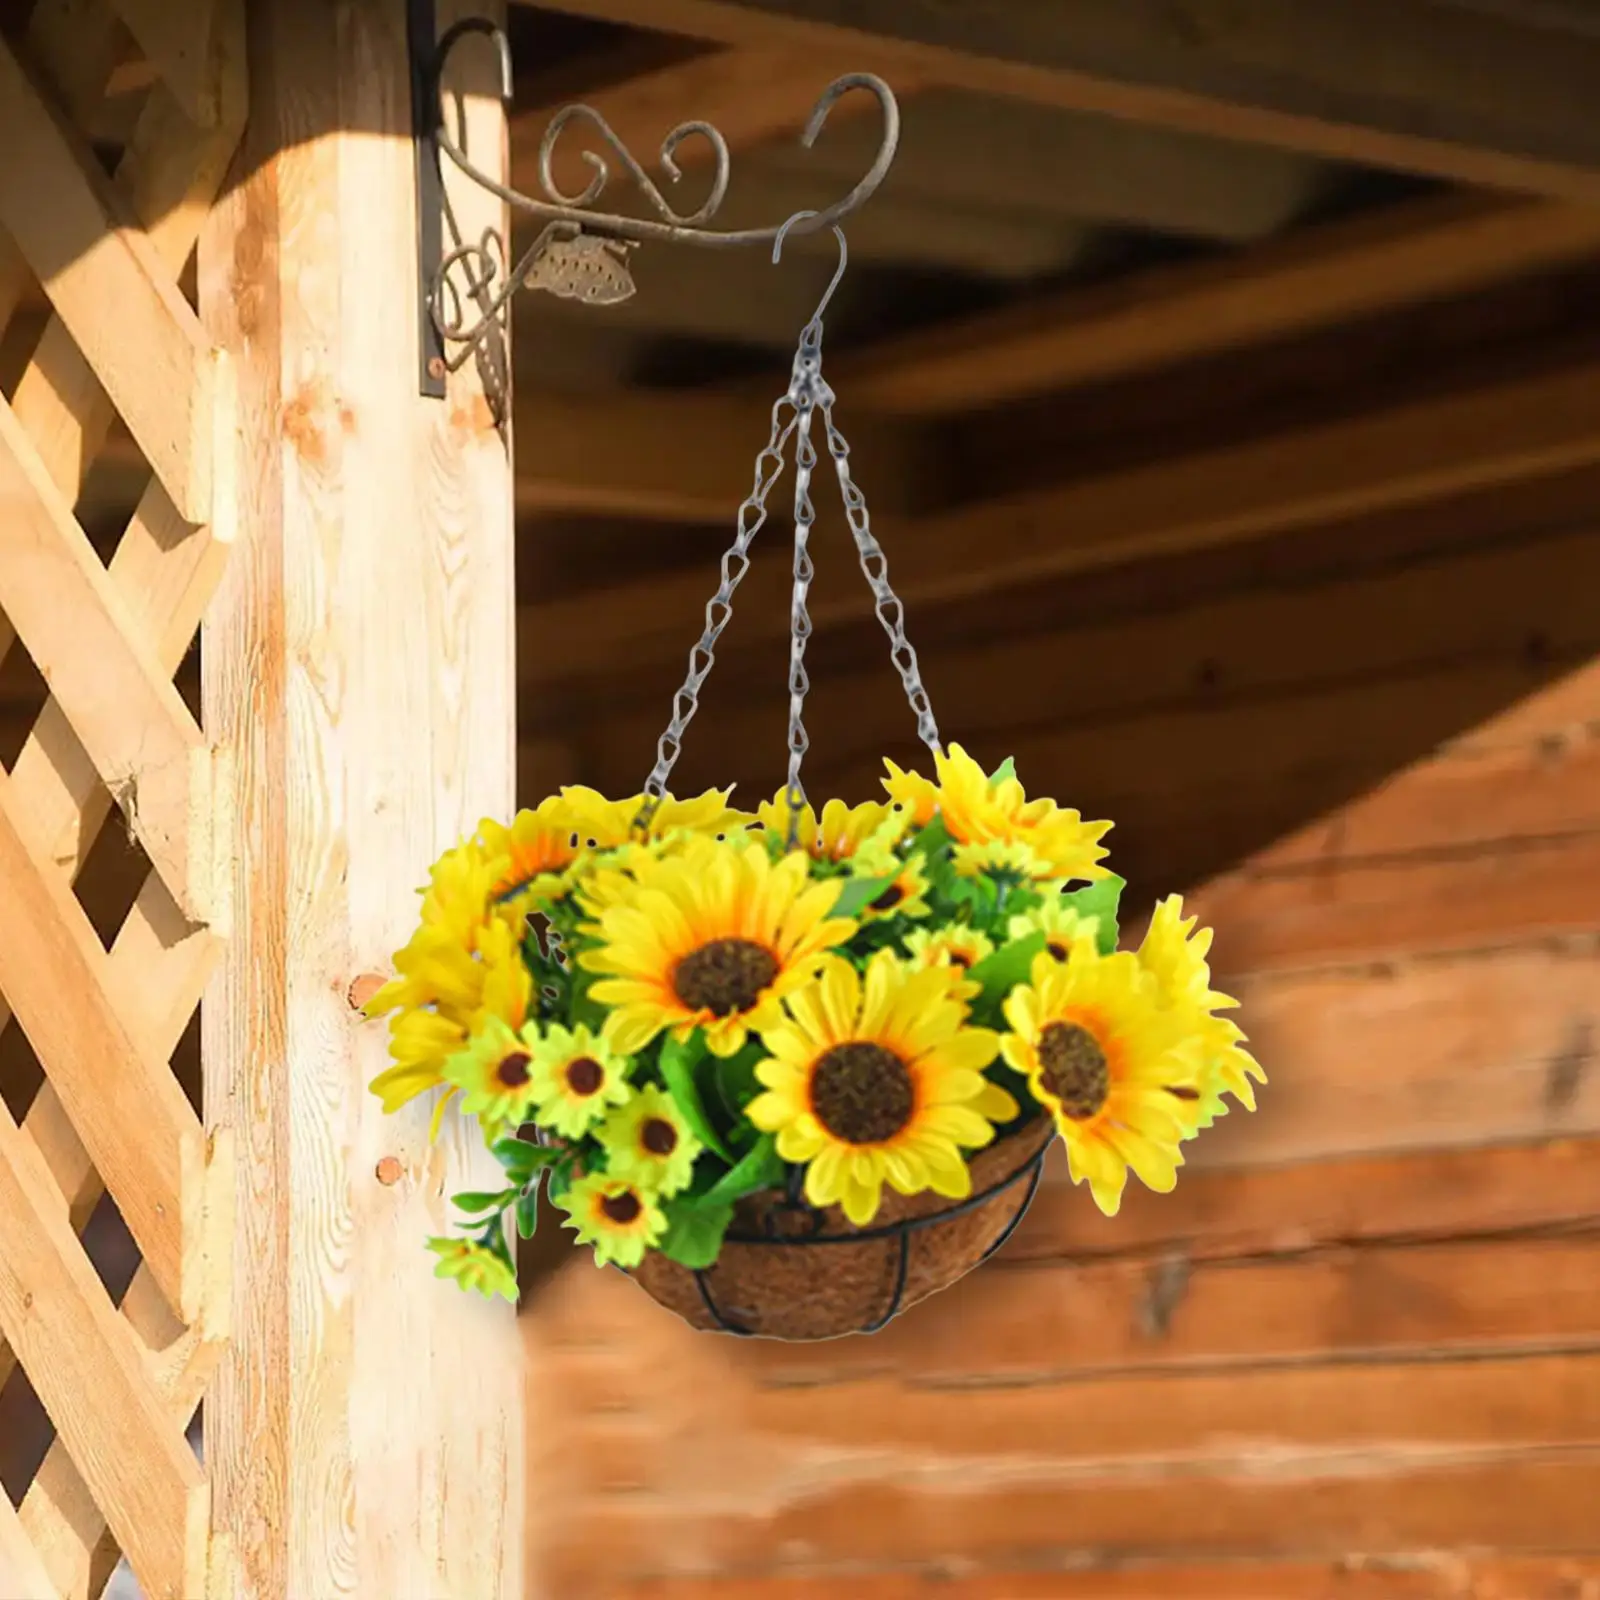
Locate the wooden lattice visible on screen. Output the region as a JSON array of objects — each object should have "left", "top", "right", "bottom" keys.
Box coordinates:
[{"left": 0, "top": 2, "right": 245, "bottom": 1596}]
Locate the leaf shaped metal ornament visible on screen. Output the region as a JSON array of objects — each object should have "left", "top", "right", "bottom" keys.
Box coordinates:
[{"left": 526, "top": 231, "right": 638, "bottom": 304}]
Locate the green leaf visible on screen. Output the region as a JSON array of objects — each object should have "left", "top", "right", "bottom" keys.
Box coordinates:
[
  {"left": 514, "top": 1188, "right": 541, "bottom": 1240},
  {"left": 452, "top": 1189, "right": 514, "bottom": 1214},
  {"left": 907, "top": 815, "right": 952, "bottom": 861},
  {"left": 964, "top": 931, "right": 1047, "bottom": 1013},
  {"left": 659, "top": 1031, "right": 733, "bottom": 1162},
  {"left": 690, "top": 1135, "right": 787, "bottom": 1208},
  {"left": 658, "top": 1197, "right": 734, "bottom": 1270},
  {"left": 491, "top": 1137, "right": 560, "bottom": 1184},
  {"left": 989, "top": 756, "right": 1017, "bottom": 784},
  {"left": 1061, "top": 874, "right": 1126, "bottom": 954},
  {"left": 830, "top": 869, "right": 900, "bottom": 920}
]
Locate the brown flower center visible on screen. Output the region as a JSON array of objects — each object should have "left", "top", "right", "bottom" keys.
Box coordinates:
[
  {"left": 950, "top": 952, "right": 973, "bottom": 969},
  {"left": 600, "top": 1189, "right": 642, "bottom": 1225},
  {"left": 495, "top": 1051, "right": 532, "bottom": 1089},
  {"left": 640, "top": 1117, "right": 678, "bottom": 1156},
  {"left": 564, "top": 1057, "right": 604, "bottom": 1096},
  {"left": 1037, "top": 1022, "right": 1109, "bottom": 1120},
  {"left": 1046, "top": 940, "right": 1070, "bottom": 962},
  {"left": 870, "top": 882, "right": 906, "bottom": 912},
  {"left": 810, "top": 1042, "right": 916, "bottom": 1145},
  {"left": 673, "top": 938, "right": 780, "bottom": 1016}
]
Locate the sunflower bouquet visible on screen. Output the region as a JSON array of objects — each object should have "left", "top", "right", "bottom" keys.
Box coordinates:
[{"left": 364, "top": 743, "right": 1264, "bottom": 1306}]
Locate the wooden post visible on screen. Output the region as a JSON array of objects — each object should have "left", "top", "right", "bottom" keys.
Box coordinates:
[{"left": 199, "top": 2, "right": 523, "bottom": 1596}]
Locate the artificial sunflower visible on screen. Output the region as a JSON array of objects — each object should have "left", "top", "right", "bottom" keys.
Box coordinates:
[
  {"left": 1009, "top": 899, "right": 1100, "bottom": 964},
  {"left": 444, "top": 1015, "right": 545, "bottom": 1137},
  {"left": 366, "top": 917, "right": 532, "bottom": 1137},
  {"left": 884, "top": 744, "right": 1112, "bottom": 885},
  {"left": 747, "top": 950, "right": 1019, "bottom": 1225},
  {"left": 1002, "top": 929, "right": 1201, "bottom": 1216},
  {"left": 561, "top": 784, "right": 753, "bottom": 849},
  {"left": 598, "top": 1084, "right": 701, "bottom": 1197},
  {"left": 526, "top": 1023, "right": 632, "bottom": 1138},
  {"left": 856, "top": 852, "right": 933, "bottom": 920},
  {"left": 558, "top": 1173, "right": 668, "bottom": 1268},
  {"left": 479, "top": 794, "right": 586, "bottom": 909},
  {"left": 579, "top": 836, "right": 856, "bottom": 1058},
  {"left": 903, "top": 924, "right": 995, "bottom": 976},
  {"left": 1137, "top": 895, "right": 1267, "bottom": 1123},
  {"left": 756, "top": 793, "right": 910, "bottom": 864},
  {"left": 426, "top": 1237, "right": 519, "bottom": 1302}
]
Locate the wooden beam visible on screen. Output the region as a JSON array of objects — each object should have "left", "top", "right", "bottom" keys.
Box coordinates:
[
  {"left": 1007, "top": 1136, "right": 1600, "bottom": 1266},
  {"left": 606, "top": 1562, "right": 1600, "bottom": 1600},
  {"left": 835, "top": 192, "right": 1600, "bottom": 417},
  {"left": 197, "top": 1, "right": 523, "bottom": 1596},
  {"left": 530, "top": 0, "right": 1600, "bottom": 205},
  {"left": 519, "top": 359, "right": 1600, "bottom": 685},
  {"left": 515, "top": 385, "right": 918, "bottom": 520}
]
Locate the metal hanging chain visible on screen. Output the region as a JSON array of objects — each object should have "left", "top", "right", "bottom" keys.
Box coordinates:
[{"left": 636, "top": 215, "right": 941, "bottom": 840}]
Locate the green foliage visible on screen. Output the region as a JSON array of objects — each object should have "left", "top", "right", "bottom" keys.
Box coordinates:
[
  {"left": 1061, "top": 874, "right": 1126, "bottom": 954},
  {"left": 691, "top": 1135, "right": 787, "bottom": 1208},
  {"left": 451, "top": 1189, "right": 515, "bottom": 1214},
  {"left": 658, "top": 1197, "right": 735, "bottom": 1269},
  {"left": 964, "top": 930, "right": 1046, "bottom": 1016},
  {"left": 831, "top": 868, "right": 901, "bottom": 919},
  {"left": 514, "top": 1189, "right": 541, "bottom": 1240},
  {"left": 989, "top": 756, "right": 1017, "bottom": 783},
  {"left": 491, "top": 1136, "right": 560, "bottom": 1185},
  {"left": 658, "top": 1030, "right": 734, "bottom": 1162}
]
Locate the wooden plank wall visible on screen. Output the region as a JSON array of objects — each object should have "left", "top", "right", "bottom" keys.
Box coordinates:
[{"left": 520, "top": 465, "right": 1600, "bottom": 1598}]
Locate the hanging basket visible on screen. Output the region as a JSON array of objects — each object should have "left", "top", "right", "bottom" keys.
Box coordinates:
[
  {"left": 363, "top": 203, "right": 1267, "bottom": 1336},
  {"left": 631, "top": 1114, "right": 1053, "bottom": 1339}
]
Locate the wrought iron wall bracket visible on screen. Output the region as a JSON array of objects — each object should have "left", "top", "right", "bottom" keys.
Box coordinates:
[{"left": 407, "top": 0, "right": 901, "bottom": 402}]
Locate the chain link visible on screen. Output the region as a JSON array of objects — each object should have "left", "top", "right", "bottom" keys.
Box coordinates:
[
  {"left": 634, "top": 398, "right": 798, "bottom": 835},
  {"left": 820, "top": 401, "right": 941, "bottom": 759},
  {"left": 637, "top": 226, "right": 940, "bottom": 838}
]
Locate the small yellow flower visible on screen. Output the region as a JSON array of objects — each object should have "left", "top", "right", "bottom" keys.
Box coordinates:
[
  {"left": 757, "top": 793, "right": 911, "bottom": 863},
  {"left": 558, "top": 1174, "right": 668, "bottom": 1268},
  {"left": 445, "top": 1015, "right": 545, "bottom": 1138},
  {"left": 1009, "top": 899, "right": 1100, "bottom": 964},
  {"left": 527, "top": 1023, "right": 632, "bottom": 1139},
  {"left": 426, "top": 1237, "right": 519, "bottom": 1302},
  {"left": 903, "top": 924, "right": 994, "bottom": 977},
  {"left": 597, "top": 1084, "right": 701, "bottom": 1198},
  {"left": 561, "top": 785, "right": 753, "bottom": 849},
  {"left": 1137, "top": 895, "right": 1266, "bottom": 1121},
  {"left": 479, "top": 795, "right": 586, "bottom": 910},
  {"left": 366, "top": 918, "right": 531, "bottom": 1139},
  {"left": 856, "top": 853, "right": 932, "bottom": 921},
  {"left": 884, "top": 744, "right": 1112, "bottom": 885}
]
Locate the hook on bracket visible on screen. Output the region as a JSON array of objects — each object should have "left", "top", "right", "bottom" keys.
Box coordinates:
[{"left": 407, "top": 0, "right": 901, "bottom": 401}]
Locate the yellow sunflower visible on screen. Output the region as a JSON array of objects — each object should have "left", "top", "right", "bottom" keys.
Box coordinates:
[
  {"left": 478, "top": 794, "right": 586, "bottom": 909},
  {"left": 366, "top": 917, "right": 532, "bottom": 1137},
  {"left": 558, "top": 1173, "right": 668, "bottom": 1268},
  {"left": 1009, "top": 899, "right": 1100, "bottom": 964},
  {"left": 597, "top": 1084, "right": 701, "bottom": 1198},
  {"left": 884, "top": 743, "right": 1112, "bottom": 885},
  {"left": 426, "top": 1237, "right": 519, "bottom": 1302},
  {"left": 903, "top": 924, "right": 995, "bottom": 978},
  {"left": 855, "top": 852, "right": 932, "bottom": 921},
  {"left": 756, "top": 793, "right": 911, "bottom": 863},
  {"left": 1137, "top": 895, "right": 1266, "bottom": 1121},
  {"left": 444, "top": 1014, "right": 545, "bottom": 1137},
  {"left": 561, "top": 784, "right": 754, "bottom": 849},
  {"left": 526, "top": 1023, "right": 632, "bottom": 1138},
  {"left": 746, "top": 950, "right": 1019, "bottom": 1226},
  {"left": 579, "top": 836, "right": 856, "bottom": 1058},
  {"left": 1002, "top": 929, "right": 1202, "bottom": 1217}
]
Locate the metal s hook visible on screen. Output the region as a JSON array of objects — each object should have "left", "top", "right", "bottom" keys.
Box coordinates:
[
  {"left": 773, "top": 209, "right": 849, "bottom": 328},
  {"left": 434, "top": 16, "right": 514, "bottom": 105}
]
